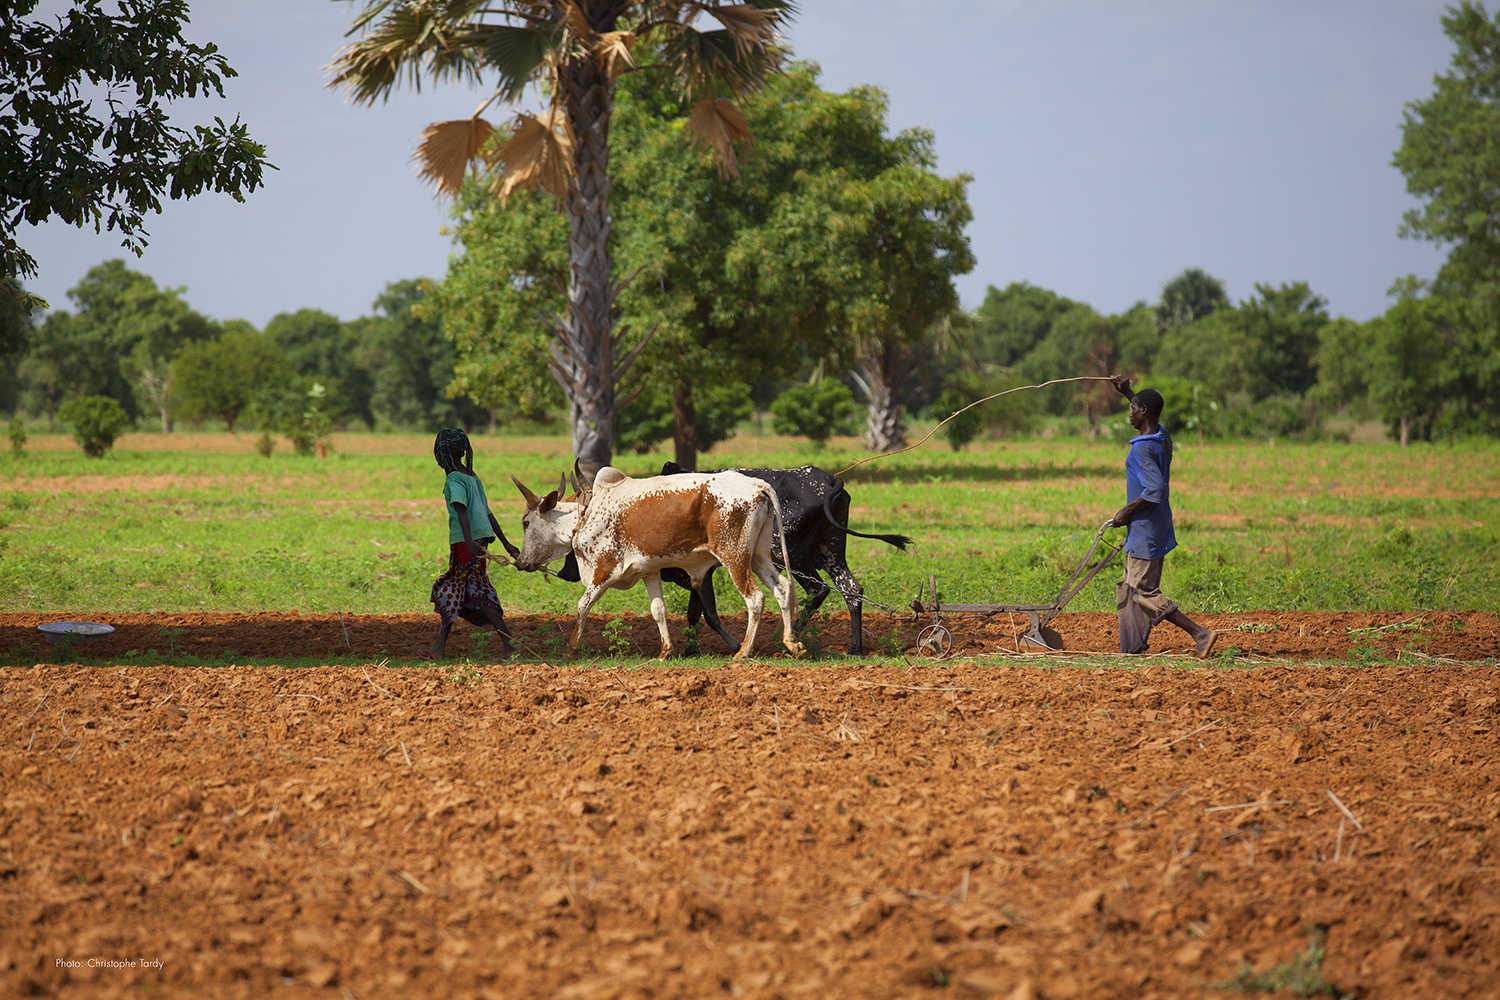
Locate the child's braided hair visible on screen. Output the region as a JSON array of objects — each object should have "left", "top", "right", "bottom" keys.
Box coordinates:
[{"left": 434, "top": 428, "right": 474, "bottom": 476}]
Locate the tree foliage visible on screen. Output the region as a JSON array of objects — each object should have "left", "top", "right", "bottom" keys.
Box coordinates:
[
  {"left": 59, "top": 394, "right": 128, "bottom": 456},
  {"left": 353, "top": 279, "right": 488, "bottom": 431},
  {"left": 0, "top": 0, "right": 270, "bottom": 300},
  {"left": 1157, "top": 282, "right": 1329, "bottom": 402},
  {"left": 17, "top": 259, "right": 214, "bottom": 422},
  {"left": 330, "top": 0, "right": 796, "bottom": 473},
  {"left": 769, "top": 379, "right": 856, "bottom": 447},
  {"left": 1394, "top": 1, "right": 1500, "bottom": 301},
  {"left": 172, "top": 327, "right": 285, "bottom": 432},
  {"left": 1156, "top": 267, "right": 1228, "bottom": 333}
]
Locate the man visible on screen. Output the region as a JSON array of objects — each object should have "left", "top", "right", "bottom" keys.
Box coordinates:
[{"left": 1107, "top": 375, "right": 1218, "bottom": 658}]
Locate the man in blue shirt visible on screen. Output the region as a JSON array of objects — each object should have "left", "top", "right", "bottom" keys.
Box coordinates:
[{"left": 1107, "top": 375, "right": 1218, "bottom": 657}]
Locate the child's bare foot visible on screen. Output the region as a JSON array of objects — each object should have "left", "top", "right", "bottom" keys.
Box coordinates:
[{"left": 416, "top": 644, "right": 445, "bottom": 661}]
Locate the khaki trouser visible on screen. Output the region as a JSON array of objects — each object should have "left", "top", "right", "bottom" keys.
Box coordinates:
[{"left": 1117, "top": 554, "right": 1177, "bottom": 653}]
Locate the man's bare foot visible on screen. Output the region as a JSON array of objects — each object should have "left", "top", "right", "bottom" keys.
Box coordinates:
[
  {"left": 416, "top": 644, "right": 444, "bottom": 661},
  {"left": 1194, "top": 630, "right": 1219, "bottom": 659}
]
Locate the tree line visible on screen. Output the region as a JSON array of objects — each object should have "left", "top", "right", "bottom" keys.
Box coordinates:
[
  {"left": 0, "top": 261, "right": 485, "bottom": 443},
  {"left": 4, "top": 2, "right": 1498, "bottom": 459}
]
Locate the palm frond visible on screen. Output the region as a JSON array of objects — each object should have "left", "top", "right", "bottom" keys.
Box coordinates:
[
  {"left": 700, "top": 4, "right": 776, "bottom": 57},
  {"left": 558, "top": 0, "right": 595, "bottom": 41},
  {"left": 486, "top": 108, "right": 576, "bottom": 205},
  {"left": 685, "top": 97, "right": 752, "bottom": 178},
  {"left": 414, "top": 115, "right": 496, "bottom": 195},
  {"left": 466, "top": 20, "right": 564, "bottom": 101},
  {"left": 328, "top": 3, "right": 485, "bottom": 104},
  {"left": 658, "top": 24, "right": 780, "bottom": 96},
  {"left": 595, "top": 30, "right": 637, "bottom": 83}
]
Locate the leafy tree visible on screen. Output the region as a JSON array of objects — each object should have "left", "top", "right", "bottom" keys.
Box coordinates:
[
  {"left": 610, "top": 64, "right": 918, "bottom": 466},
  {"left": 1157, "top": 282, "right": 1329, "bottom": 402},
  {"left": 351, "top": 279, "right": 487, "bottom": 431},
  {"left": 59, "top": 394, "right": 129, "bottom": 456},
  {"left": 0, "top": 275, "right": 38, "bottom": 413},
  {"left": 1393, "top": 1, "right": 1500, "bottom": 302},
  {"left": 1156, "top": 267, "right": 1228, "bottom": 333},
  {"left": 441, "top": 62, "right": 972, "bottom": 466},
  {"left": 615, "top": 379, "right": 752, "bottom": 455},
  {"left": 1235, "top": 282, "right": 1329, "bottom": 399},
  {"left": 430, "top": 180, "right": 569, "bottom": 426},
  {"left": 933, "top": 387, "right": 983, "bottom": 451},
  {"left": 971, "top": 282, "right": 1079, "bottom": 368},
  {"left": 331, "top": 0, "right": 794, "bottom": 476},
  {"left": 1016, "top": 304, "right": 1119, "bottom": 427},
  {"left": 1313, "top": 316, "right": 1380, "bottom": 419},
  {"left": 1136, "top": 374, "right": 1224, "bottom": 444},
  {"left": 1373, "top": 280, "right": 1499, "bottom": 443},
  {"left": 263, "top": 309, "right": 374, "bottom": 428},
  {"left": 770, "top": 379, "right": 856, "bottom": 448},
  {"left": 172, "top": 327, "right": 286, "bottom": 432},
  {"left": 17, "top": 259, "right": 214, "bottom": 423},
  {"left": 1, "top": 0, "right": 270, "bottom": 304}
]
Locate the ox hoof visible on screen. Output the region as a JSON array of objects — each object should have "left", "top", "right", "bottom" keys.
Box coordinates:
[{"left": 784, "top": 641, "right": 806, "bottom": 660}]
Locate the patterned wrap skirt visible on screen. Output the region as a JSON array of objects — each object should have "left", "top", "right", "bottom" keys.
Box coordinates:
[{"left": 430, "top": 542, "right": 502, "bottom": 628}]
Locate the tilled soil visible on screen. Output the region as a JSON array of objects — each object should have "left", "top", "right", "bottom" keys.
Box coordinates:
[
  {"left": 2, "top": 610, "right": 1497, "bottom": 664},
  {"left": 2, "top": 651, "right": 1499, "bottom": 999}
]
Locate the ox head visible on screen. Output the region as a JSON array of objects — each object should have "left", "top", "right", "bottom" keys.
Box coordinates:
[{"left": 511, "top": 474, "right": 576, "bottom": 572}]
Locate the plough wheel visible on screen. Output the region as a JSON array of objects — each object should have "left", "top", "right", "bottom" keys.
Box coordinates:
[{"left": 916, "top": 623, "right": 951, "bottom": 659}]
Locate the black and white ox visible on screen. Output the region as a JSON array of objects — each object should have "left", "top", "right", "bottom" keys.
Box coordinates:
[
  {"left": 511, "top": 466, "right": 804, "bottom": 661},
  {"left": 656, "top": 462, "right": 910, "bottom": 655}
]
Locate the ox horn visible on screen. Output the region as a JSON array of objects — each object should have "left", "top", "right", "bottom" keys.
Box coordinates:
[
  {"left": 557, "top": 472, "right": 567, "bottom": 499},
  {"left": 573, "top": 459, "right": 594, "bottom": 508},
  {"left": 511, "top": 475, "right": 541, "bottom": 508}
]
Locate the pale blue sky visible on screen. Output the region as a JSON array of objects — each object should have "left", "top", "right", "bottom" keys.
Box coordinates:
[{"left": 20, "top": 0, "right": 1454, "bottom": 326}]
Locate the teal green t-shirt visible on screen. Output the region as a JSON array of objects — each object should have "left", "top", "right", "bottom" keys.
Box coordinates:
[{"left": 443, "top": 471, "right": 496, "bottom": 545}]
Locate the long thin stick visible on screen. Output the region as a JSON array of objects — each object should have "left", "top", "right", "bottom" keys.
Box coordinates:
[
  {"left": 1325, "top": 789, "right": 1364, "bottom": 830},
  {"left": 362, "top": 667, "right": 395, "bottom": 700},
  {"left": 1204, "top": 800, "right": 1292, "bottom": 813},
  {"left": 1165, "top": 719, "right": 1219, "bottom": 747},
  {"left": 26, "top": 684, "right": 56, "bottom": 721},
  {"left": 1127, "top": 784, "right": 1189, "bottom": 830},
  {"left": 338, "top": 613, "right": 351, "bottom": 650},
  {"left": 836, "top": 375, "right": 1117, "bottom": 477}
]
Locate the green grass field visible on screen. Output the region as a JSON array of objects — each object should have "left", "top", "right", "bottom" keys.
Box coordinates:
[{"left": 1, "top": 430, "right": 1497, "bottom": 620}]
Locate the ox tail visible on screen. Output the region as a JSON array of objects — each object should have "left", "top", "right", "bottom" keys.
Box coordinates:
[
  {"left": 762, "top": 484, "right": 798, "bottom": 598},
  {"left": 821, "top": 479, "right": 911, "bottom": 551}
]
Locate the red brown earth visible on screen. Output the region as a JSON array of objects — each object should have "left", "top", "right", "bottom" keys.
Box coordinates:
[
  {"left": 0, "top": 620, "right": 1497, "bottom": 1000},
  {"left": 1, "top": 610, "right": 1497, "bottom": 665}
]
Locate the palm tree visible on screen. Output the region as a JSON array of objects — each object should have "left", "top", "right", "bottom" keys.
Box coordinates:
[
  {"left": 329, "top": 1, "right": 794, "bottom": 475},
  {"left": 1156, "top": 267, "right": 1228, "bottom": 334}
]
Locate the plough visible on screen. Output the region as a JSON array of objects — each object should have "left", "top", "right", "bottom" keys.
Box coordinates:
[{"left": 909, "top": 520, "right": 1123, "bottom": 656}]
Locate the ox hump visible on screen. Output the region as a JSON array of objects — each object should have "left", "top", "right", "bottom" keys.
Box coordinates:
[{"left": 593, "top": 467, "right": 630, "bottom": 490}]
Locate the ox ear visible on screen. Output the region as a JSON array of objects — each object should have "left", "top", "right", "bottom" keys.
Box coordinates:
[
  {"left": 538, "top": 490, "right": 559, "bottom": 514},
  {"left": 511, "top": 475, "right": 541, "bottom": 509}
]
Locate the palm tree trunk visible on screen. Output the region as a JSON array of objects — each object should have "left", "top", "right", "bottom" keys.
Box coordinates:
[
  {"left": 850, "top": 336, "right": 911, "bottom": 453},
  {"left": 550, "top": 52, "right": 618, "bottom": 480},
  {"left": 672, "top": 384, "right": 697, "bottom": 471},
  {"left": 1399, "top": 409, "right": 1410, "bottom": 447}
]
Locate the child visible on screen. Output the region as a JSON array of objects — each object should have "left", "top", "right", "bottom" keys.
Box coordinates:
[{"left": 422, "top": 429, "right": 517, "bottom": 660}]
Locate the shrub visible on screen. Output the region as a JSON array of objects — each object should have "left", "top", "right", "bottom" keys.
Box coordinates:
[
  {"left": 770, "top": 380, "right": 856, "bottom": 448},
  {"left": 8, "top": 415, "right": 24, "bottom": 456},
  {"left": 59, "top": 396, "right": 130, "bottom": 457},
  {"left": 933, "top": 388, "right": 983, "bottom": 450}
]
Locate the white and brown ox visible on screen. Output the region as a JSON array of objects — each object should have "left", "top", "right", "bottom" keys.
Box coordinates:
[{"left": 511, "top": 467, "right": 805, "bottom": 661}]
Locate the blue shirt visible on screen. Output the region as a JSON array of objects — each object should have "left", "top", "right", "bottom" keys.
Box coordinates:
[
  {"left": 1123, "top": 428, "right": 1176, "bottom": 559},
  {"left": 443, "top": 471, "right": 496, "bottom": 545}
]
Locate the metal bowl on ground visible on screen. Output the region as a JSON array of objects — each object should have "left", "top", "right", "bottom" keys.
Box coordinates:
[{"left": 37, "top": 622, "right": 115, "bottom": 644}]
